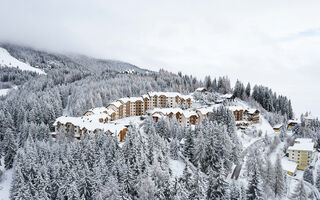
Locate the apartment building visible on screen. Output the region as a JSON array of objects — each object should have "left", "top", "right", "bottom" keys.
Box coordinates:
[{"left": 287, "top": 138, "right": 315, "bottom": 170}]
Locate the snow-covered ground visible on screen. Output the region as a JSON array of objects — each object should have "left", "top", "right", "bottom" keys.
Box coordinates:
[
  {"left": 0, "top": 47, "right": 46, "bottom": 74},
  {"left": 0, "top": 89, "right": 11, "bottom": 96},
  {"left": 0, "top": 86, "right": 17, "bottom": 97},
  {"left": 0, "top": 158, "right": 13, "bottom": 200},
  {"left": 169, "top": 158, "right": 185, "bottom": 178}
]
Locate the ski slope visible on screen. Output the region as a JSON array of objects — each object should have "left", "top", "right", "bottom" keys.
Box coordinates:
[{"left": 0, "top": 47, "right": 46, "bottom": 74}]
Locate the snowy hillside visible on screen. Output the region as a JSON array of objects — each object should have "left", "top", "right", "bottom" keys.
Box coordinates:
[{"left": 0, "top": 47, "right": 46, "bottom": 74}]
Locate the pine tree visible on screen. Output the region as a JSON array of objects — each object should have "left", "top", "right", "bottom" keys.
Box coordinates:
[
  {"left": 137, "top": 176, "right": 157, "bottom": 200},
  {"left": 206, "top": 164, "right": 228, "bottom": 200},
  {"left": 4, "top": 128, "right": 17, "bottom": 169},
  {"left": 303, "top": 167, "right": 314, "bottom": 185},
  {"left": 263, "top": 157, "right": 274, "bottom": 194},
  {"left": 245, "top": 82, "right": 251, "bottom": 97},
  {"left": 170, "top": 137, "right": 180, "bottom": 160},
  {"left": 273, "top": 154, "right": 284, "bottom": 198},
  {"left": 290, "top": 180, "right": 308, "bottom": 200},
  {"left": 246, "top": 149, "right": 263, "bottom": 200},
  {"left": 100, "top": 176, "right": 122, "bottom": 200},
  {"left": 188, "top": 166, "right": 205, "bottom": 200},
  {"left": 183, "top": 128, "right": 194, "bottom": 161},
  {"left": 229, "top": 180, "right": 241, "bottom": 200},
  {"left": 315, "top": 165, "right": 320, "bottom": 191}
]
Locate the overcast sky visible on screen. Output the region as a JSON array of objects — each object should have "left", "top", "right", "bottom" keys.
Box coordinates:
[{"left": 0, "top": 0, "right": 319, "bottom": 118}]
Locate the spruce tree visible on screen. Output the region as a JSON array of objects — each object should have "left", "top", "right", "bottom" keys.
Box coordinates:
[
  {"left": 303, "top": 167, "right": 314, "bottom": 185},
  {"left": 290, "top": 180, "right": 308, "bottom": 200},
  {"left": 206, "top": 164, "right": 228, "bottom": 200},
  {"left": 4, "top": 128, "right": 17, "bottom": 169},
  {"left": 229, "top": 180, "right": 241, "bottom": 200},
  {"left": 273, "top": 154, "right": 284, "bottom": 198}
]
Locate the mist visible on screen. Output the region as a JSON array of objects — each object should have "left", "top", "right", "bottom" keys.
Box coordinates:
[{"left": 1, "top": 0, "right": 319, "bottom": 117}]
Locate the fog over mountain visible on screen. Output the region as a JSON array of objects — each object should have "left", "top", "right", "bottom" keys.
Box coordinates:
[{"left": 1, "top": 0, "right": 319, "bottom": 117}]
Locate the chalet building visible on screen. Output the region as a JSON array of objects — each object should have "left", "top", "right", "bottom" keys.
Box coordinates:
[
  {"left": 54, "top": 116, "right": 128, "bottom": 142},
  {"left": 84, "top": 107, "right": 114, "bottom": 116},
  {"left": 288, "top": 120, "right": 298, "bottom": 129},
  {"left": 230, "top": 107, "right": 244, "bottom": 121},
  {"left": 196, "top": 107, "right": 213, "bottom": 123},
  {"left": 117, "top": 97, "right": 145, "bottom": 117},
  {"left": 148, "top": 92, "right": 192, "bottom": 109},
  {"left": 282, "top": 158, "right": 298, "bottom": 176},
  {"left": 195, "top": 87, "right": 207, "bottom": 93},
  {"left": 107, "top": 101, "right": 124, "bottom": 120},
  {"left": 54, "top": 91, "right": 196, "bottom": 142},
  {"left": 142, "top": 94, "right": 152, "bottom": 113},
  {"left": 221, "top": 94, "right": 234, "bottom": 102},
  {"left": 148, "top": 108, "right": 200, "bottom": 126},
  {"left": 182, "top": 111, "right": 199, "bottom": 126},
  {"left": 273, "top": 124, "right": 283, "bottom": 132},
  {"left": 287, "top": 138, "right": 315, "bottom": 170},
  {"left": 244, "top": 109, "right": 260, "bottom": 123},
  {"left": 304, "top": 115, "right": 316, "bottom": 127}
]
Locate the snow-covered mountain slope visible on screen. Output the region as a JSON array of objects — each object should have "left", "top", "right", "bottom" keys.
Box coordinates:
[
  {"left": 1, "top": 43, "right": 149, "bottom": 74},
  {"left": 0, "top": 47, "right": 46, "bottom": 74}
]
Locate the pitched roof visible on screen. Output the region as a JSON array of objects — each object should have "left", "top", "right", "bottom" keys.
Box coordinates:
[
  {"left": 281, "top": 158, "right": 297, "bottom": 173},
  {"left": 288, "top": 142, "right": 314, "bottom": 151},
  {"left": 108, "top": 101, "right": 122, "bottom": 108},
  {"left": 273, "top": 124, "right": 283, "bottom": 129},
  {"left": 54, "top": 116, "right": 126, "bottom": 133}
]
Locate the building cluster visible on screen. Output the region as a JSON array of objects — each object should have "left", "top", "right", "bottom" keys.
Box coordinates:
[
  {"left": 148, "top": 106, "right": 260, "bottom": 127},
  {"left": 273, "top": 120, "right": 299, "bottom": 132},
  {"left": 53, "top": 89, "right": 261, "bottom": 142},
  {"left": 54, "top": 92, "right": 192, "bottom": 142},
  {"left": 283, "top": 138, "right": 316, "bottom": 176}
]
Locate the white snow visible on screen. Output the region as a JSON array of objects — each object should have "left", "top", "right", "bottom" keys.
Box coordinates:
[
  {"left": 0, "top": 86, "right": 18, "bottom": 97},
  {"left": 169, "top": 158, "right": 185, "bottom": 178},
  {"left": 288, "top": 142, "right": 314, "bottom": 151},
  {"left": 0, "top": 47, "right": 46, "bottom": 74},
  {"left": 0, "top": 160, "right": 13, "bottom": 200},
  {"left": 0, "top": 89, "right": 10, "bottom": 96},
  {"left": 281, "top": 157, "right": 298, "bottom": 174}
]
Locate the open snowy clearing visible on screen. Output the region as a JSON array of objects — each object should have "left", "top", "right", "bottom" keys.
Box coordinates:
[
  {"left": 0, "top": 86, "right": 17, "bottom": 97},
  {"left": 169, "top": 158, "right": 185, "bottom": 178},
  {"left": 0, "top": 47, "right": 46, "bottom": 74},
  {"left": 0, "top": 159, "right": 13, "bottom": 200}
]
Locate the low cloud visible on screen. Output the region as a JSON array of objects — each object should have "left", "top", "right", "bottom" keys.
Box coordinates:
[{"left": 0, "top": 0, "right": 319, "bottom": 117}]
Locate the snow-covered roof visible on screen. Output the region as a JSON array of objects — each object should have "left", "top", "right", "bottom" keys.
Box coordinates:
[
  {"left": 180, "top": 95, "right": 192, "bottom": 100},
  {"left": 108, "top": 101, "right": 123, "bottom": 108},
  {"left": 196, "top": 107, "right": 214, "bottom": 115},
  {"left": 195, "top": 87, "right": 206, "bottom": 92},
  {"left": 141, "top": 94, "right": 150, "bottom": 99},
  {"left": 288, "top": 119, "right": 299, "bottom": 124},
  {"left": 85, "top": 113, "right": 110, "bottom": 121},
  {"left": 295, "top": 138, "right": 313, "bottom": 144},
  {"left": 221, "top": 93, "right": 233, "bottom": 99},
  {"left": 148, "top": 92, "right": 181, "bottom": 98},
  {"left": 117, "top": 97, "right": 143, "bottom": 103},
  {"left": 288, "top": 142, "right": 314, "bottom": 151},
  {"left": 304, "top": 115, "right": 316, "bottom": 120},
  {"left": 281, "top": 158, "right": 297, "bottom": 173},
  {"left": 85, "top": 107, "right": 109, "bottom": 115},
  {"left": 152, "top": 113, "right": 164, "bottom": 118},
  {"left": 246, "top": 109, "right": 259, "bottom": 114},
  {"left": 182, "top": 110, "right": 198, "bottom": 118},
  {"left": 273, "top": 124, "right": 283, "bottom": 129},
  {"left": 228, "top": 106, "right": 245, "bottom": 111},
  {"left": 54, "top": 116, "right": 126, "bottom": 133},
  {"left": 149, "top": 107, "right": 183, "bottom": 115}
]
